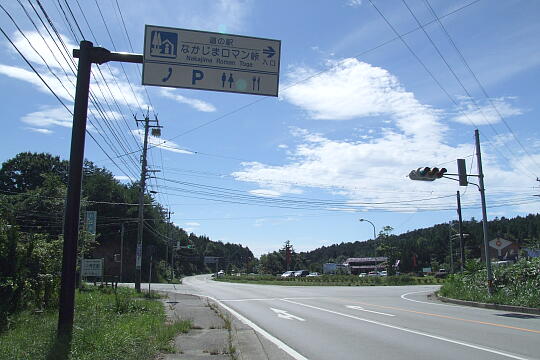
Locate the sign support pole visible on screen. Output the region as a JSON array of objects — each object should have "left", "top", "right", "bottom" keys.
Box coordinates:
[
  {"left": 57, "top": 42, "right": 143, "bottom": 350},
  {"left": 58, "top": 40, "right": 93, "bottom": 341}
]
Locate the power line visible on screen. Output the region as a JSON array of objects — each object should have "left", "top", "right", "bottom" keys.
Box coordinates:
[
  {"left": 400, "top": 0, "right": 538, "bottom": 179},
  {"left": 423, "top": 0, "right": 540, "bottom": 173}
]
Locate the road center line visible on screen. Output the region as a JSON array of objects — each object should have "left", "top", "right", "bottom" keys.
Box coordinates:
[
  {"left": 349, "top": 300, "right": 540, "bottom": 335},
  {"left": 281, "top": 299, "right": 530, "bottom": 360}
]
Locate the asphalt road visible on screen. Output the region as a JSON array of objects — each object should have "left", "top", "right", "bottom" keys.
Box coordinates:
[{"left": 143, "top": 275, "right": 540, "bottom": 360}]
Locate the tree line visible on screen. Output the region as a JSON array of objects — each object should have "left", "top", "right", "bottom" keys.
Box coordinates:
[
  {"left": 0, "top": 152, "right": 253, "bottom": 328},
  {"left": 258, "top": 216, "right": 540, "bottom": 275}
]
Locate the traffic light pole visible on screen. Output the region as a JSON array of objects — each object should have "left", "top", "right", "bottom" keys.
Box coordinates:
[
  {"left": 57, "top": 41, "right": 143, "bottom": 348},
  {"left": 456, "top": 191, "right": 465, "bottom": 272},
  {"left": 475, "top": 129, "right": 494, "bottom": 295}
]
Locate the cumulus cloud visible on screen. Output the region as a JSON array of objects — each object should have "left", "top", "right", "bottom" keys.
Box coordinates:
[
  {"left": 1, "top": 29, "right": 149, "bottom": 121},
  {"left": 234, "top": 59, "right": 538, "bottom": 212},
  {"left": 452, "top": 97, "right": 523, "bottom": 125},
  {"left": 21, "top": 106, "right": 72, "bottom": 128},
  {"left": 281, "top": 59, "right": 444, "bottom": 141},
  {"left": 160, "top": 88, "right": 216, "bottom": 112}
]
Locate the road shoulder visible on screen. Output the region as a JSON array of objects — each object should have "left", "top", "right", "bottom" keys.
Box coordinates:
[{"left": 161, "top": 291, "right": 297, "bottom": 360}]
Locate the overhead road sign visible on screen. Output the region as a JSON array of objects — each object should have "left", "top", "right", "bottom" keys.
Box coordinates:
[{"left": 143, "top": 25, "right": 281, "bottom": 96}]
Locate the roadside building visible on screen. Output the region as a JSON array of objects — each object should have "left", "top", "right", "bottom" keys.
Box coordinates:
[
  {"left": 323, "top": 263, "right": 350, "bottom": 275},
  {"left": 344, "top": 257, "right": 388, "bottom": 275}
]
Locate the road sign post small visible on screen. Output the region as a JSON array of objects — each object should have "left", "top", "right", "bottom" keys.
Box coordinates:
[{"left": 143, "top": 25, "right": 281, "bottom": 96}]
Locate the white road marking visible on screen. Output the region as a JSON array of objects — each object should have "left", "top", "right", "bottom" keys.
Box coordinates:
[
  {"left": 203, "top": 296, "right": 309, "bottom": 360},
  {"left": 401, "top": 290, "right": 462, "bottom": 308},
  {"left": 346, "top": 305, "right": 395, "bottom": 317},
  {"left": 220, "top": 297, "right": 278, "bottom": 302},
  {"left": 282, "top": 299, "right": 530, "bottom": 360},
  {"left": 271, "top": 308, "right": 306, "bottom": 321}
]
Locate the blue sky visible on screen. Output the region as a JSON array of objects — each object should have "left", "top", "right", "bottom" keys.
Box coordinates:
[{"left": 1, "top": 0, "right": 539, "bottom": 256}]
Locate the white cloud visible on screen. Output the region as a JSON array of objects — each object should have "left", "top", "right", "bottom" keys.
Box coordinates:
[
  {"left": 347, "top": 0, "right": 362, "bottom": 7},
  {"left": 234, "top": 58, "right": 539, "bottom": 213},
  {"left": 452, "top": 97, "right": 523, "bottom": 125},
  {"left": 0, "top": 64, "right": 74, "bottom": 101},
  {"left": 131, "top": 129, "right": 194, "bottom": 154},
  {"left": 26, "top": 127, "right": 53, "bottom": 134},
  {"left": 160, "top": 88, "right": 216, "bottom": 112},
  {"left": 2, "top": 29, "right": 148, "bottom": 112},
  {"left": 249, "top": 189, "right": 281, "bottom": 197},
  {"left": 114, "top": 175, "right": 132, "bottom": 182},
  {"left": 281, "top": 58, "right": 444, "bottom": 141},
  {"left": 21, "top": 106, "right": 72, "bottom": 128},
  {"left": 277, "top": 144, "right": 288, "bottom": 149},
  {"left": 185, "top": 222, "right": 200, "bottom": 227}
]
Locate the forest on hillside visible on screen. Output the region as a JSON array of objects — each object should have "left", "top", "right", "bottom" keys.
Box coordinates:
[{"left": 258, "top": 215, "right": 540, "bottom": 275}]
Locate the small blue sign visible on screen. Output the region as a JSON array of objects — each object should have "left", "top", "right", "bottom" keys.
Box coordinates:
[{"left": 150, "top": 31, "right": 178, "bottom": 59}]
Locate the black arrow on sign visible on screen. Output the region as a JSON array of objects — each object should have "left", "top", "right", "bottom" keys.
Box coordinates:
[{"left": 263, "top": 46, "right": 275, "bottom": 58}]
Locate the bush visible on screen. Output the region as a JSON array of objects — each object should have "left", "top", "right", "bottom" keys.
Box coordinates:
[{"left": 440, "top": 258, "right": 540, "bottom": 308}]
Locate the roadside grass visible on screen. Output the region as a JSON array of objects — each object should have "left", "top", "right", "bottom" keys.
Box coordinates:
[
  {"left": 215, "top": 274, "right": 443, "bottom": 286},
  {"left": 0, "top": 286, "right": 190, "bottom": 360},
  {"left": 439, "top": 258, "right": 540, "bottom": 308}
]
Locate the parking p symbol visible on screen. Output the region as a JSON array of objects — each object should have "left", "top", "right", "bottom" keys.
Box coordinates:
[{"left": 192, "top": 70, "right": 204, "bottom": 85}]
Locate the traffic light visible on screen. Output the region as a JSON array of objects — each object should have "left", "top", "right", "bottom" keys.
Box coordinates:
[{"left": 408, "top": 167, "right": 447, "bottom": 181}]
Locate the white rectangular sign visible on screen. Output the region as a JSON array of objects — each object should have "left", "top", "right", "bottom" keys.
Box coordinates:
[
  {"left": 143, "top": 25, "right": 280, "bottom": 96},
  {"left": 81, "top": 259, "right": 104, "bottom": 277}
]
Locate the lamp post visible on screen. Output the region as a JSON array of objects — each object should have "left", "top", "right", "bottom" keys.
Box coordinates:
[{"left": 359, "top": 218, "right": 376, "bottom": 240}]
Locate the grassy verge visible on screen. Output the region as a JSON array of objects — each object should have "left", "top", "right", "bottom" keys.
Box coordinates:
[
  {"left": 215, "top": 274, "right": 444, "bottom": 286},
  {"left": 0, "top": 286, "right": 190, "bottom": 360},
  {"left": 439, "top": 258, "right": 540, "bottom": 308}
]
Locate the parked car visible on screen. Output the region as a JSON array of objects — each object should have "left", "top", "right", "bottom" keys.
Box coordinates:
[
  {"left": 379, "top": 270, "right": 388, "bottom": 276},
  {"left": 367, "top": 271, "right": 379, "bottom": 277},
  {"left": 435, "top": 269, "right": 448, "bottom": 278},
  {"left": 294, "top": 270, "right": 310, "bottom": 277},
  {"left": 306, "top": 272, "right": 320, "bottom": 277},
  {"left": 217, "top": 270, "right": 225, "bottom": 277},
  {"left": 358, "top": 273, "right": 367, "bottom": 277},
  {"left": 281, "top": 271, "right": 295, "bottom": 278}
]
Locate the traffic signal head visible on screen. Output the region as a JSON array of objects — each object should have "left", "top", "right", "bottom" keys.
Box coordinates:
[{"left": 409, "top": 167, "right": 447, "bottom": 181}]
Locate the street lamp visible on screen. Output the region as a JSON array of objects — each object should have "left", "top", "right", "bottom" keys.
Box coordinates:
[{"left": 359, "top": 218, "right": 376, "bottom": 240}]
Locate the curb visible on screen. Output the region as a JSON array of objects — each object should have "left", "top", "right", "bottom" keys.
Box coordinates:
[{"left": 432, "top": 292, "right": 540, "bottom": 315}]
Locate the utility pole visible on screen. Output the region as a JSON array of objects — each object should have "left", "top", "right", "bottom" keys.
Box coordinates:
[
  {"left": 456, "top": 191, "right": 465, "bottom": 272},
  {"left": 475, "top": 129, "right": 493, "bottom": 295},
  {"left": 449, "top": 225, "right": 454, "bottom": 273},
  {"left": 120, "top": 222, "right": 125, "bottom": 282},
  {"left": 134, "top": 113, "right": 161, "bottom": 292}
]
